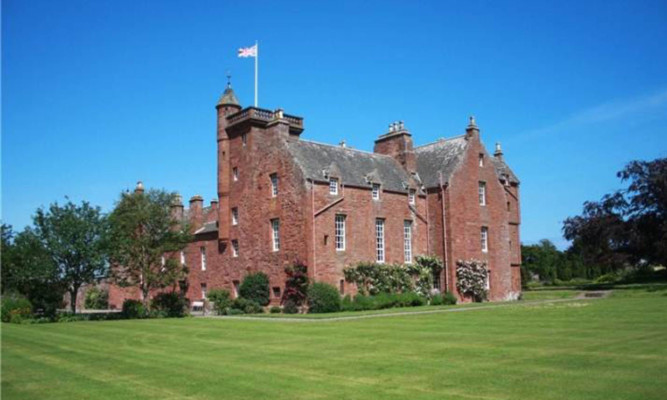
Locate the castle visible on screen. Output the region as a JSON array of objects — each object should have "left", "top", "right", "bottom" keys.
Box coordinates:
[{"left": 109, "top": 83, "right": 521, "bottom": 308}]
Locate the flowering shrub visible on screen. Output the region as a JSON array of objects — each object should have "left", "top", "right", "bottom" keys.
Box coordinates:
[
  {"left": 343, "top": 262, "right": 413, "bottom": 295},
  {"left": 455, "top": 259, "right": 488, "bottom": 302}
]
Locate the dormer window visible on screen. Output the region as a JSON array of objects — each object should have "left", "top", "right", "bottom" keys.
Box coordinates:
[
  {"left": 329, "top": 178, "right": 339, "bottom": 195},
  {"left": 408, "top": 189, "right": 416, "bottom": 205},
  {"left": 372, "top": 184, "right": 381, "bottom": 200}
]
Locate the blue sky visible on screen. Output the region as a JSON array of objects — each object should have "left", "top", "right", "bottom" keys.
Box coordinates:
[{"left": 3, "top": 0, "right": 667, "bottom": 248}]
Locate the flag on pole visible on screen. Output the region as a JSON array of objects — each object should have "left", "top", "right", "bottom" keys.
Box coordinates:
[{"left": 238, "top": 45, "right": 257, "bottom": 58}]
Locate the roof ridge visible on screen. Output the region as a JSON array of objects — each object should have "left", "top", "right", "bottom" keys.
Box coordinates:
[{"left": 414, "top": 134, "right": 466, "bottom": 149}]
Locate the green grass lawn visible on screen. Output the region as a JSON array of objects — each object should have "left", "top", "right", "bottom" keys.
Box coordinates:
[{"left": 3, "top": 288, "right": 667, "bottom": 400}]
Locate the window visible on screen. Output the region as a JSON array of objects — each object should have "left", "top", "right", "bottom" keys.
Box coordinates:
[
  {"left": 335, "top": 214, "right": 346, "bottom": 251},
  {"left": 201, "top": 283, "right": 207, "bottom": 299},
  {"left": 232, "top": 167, "right": 239, "bottom": 182},
  {"left": 485, "top": 270, "right": 491, "bottom": 290},
  {"left": 481, "top": 227, "right": 488, "bottom": 253},
  {"left": 180, "top": 250, "right": 185, "bottom": 266},
  {"left": 271, "top": 219, "right": 280, "bottom": 251},
  {"left": 479, "top": 153, "right": 484, "bottom": 167},
  {"left": 376, "top": 219, "right": 385, "bottom": 263},
  {"left": 372, "top": 183, "right": 381, "bottom": 200},
  {"left": 231, "top": 207, "right": 239, "bottom": 225},
  {"left": 242, "top": 133, "right": 247, "bottom": 146},
  {"left": 270, "top": 173, "right": 278, "bottom": 197},
  {"left": 507, "top": 201, "right": 511, "bottom": 211},
  {"left": 329, "top": 178, "right": 339, "bottom": 195},
  {"left": 232, "top": 280, "right": 240, "bottom": 298},
  {"left": 272, "top": 287, "right": 281, "bottom": 298},
  {"left": 433, "top": 269, "right": 441, "bottom": 291},
  {"left": 200, "top": 246, "right": 207, "bottom": 270},
  {"left": 408, "top": 189, "right": 416, "bottom": 205},
  {"left": 403, "top": 220, "right": 413, "bottom": 263},
  {"left": 478, "top": 182, "right": 486, "bottom": 206},
  {"left": 231, "top": 240, "right": 239, "bottom": 257},
  {"left": 161, "top": 256, "right": 165, "bottom": 267},
  {"left": 339, "top": 279, "right": 345, "bottom": 295}
]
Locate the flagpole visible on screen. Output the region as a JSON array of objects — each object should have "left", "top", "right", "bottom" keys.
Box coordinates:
[{"left": 254, "top": 40, "right": 258, "bottom": 107}]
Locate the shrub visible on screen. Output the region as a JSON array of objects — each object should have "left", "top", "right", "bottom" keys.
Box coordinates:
[
  {"left": 227, "top": 308, "right": 245, "bottom": 316},
  {"left": 282, "top": 262, "right": 309, "bottom": 307},
  {"left": 283, "top": 300, "right": 299, "bottom": 314},
  {"left": 231, "top": 298, "right": 263, "bottom": 314},
  {"left": 208, "top": 289, "right": 232, "bottom": 315},
  {"left": 430, "top": 295, "right": 444, "bottom": 306},
  {"left": 442, "top": 292, "right": 458, "bottom": 305},
  {"left": 121, "top": 299, "right": 147, "bottom": 319},
  {"left": 239, "top": 272, "right": 270, "bottom": 306},
  {"left": 269, "top": 306, "right": 281, "bottom": 314},
  {"left": 84, "top": 287, "right": 109, "bottom": 310},
  {"left": 151, "top": 292, "right": 189, "bottom": 317},
  {"left": 456, "top": 259, "right": 488, "bottom": 302},
  {"left": 1, "top": 292, "right": 33, "bottom": 323},
  {"left": 307, "top": 282, "right": 341, "bottom": 313}
]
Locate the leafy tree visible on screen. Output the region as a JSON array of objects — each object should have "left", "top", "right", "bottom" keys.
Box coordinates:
[
  {"left": 239, "top": 272, "right": 270, "bottom": 306},
  {"left": 84, "top": 287, "right": 109, "bottom": 309},
  {"left": 33, "top": 200, "right": 108, "bottom": 313},
  {"left": 107, "top": 188, "right": 191, "bottom": 308}
]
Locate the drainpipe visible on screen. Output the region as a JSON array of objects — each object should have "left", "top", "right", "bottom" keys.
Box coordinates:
[
  {"left": 438, "top": 172, "right": 449, "bottom": 293},
  {"left": 311, "top": 179, "right": 316, "bottom": 279},
  {"left": 425, "top": 191, "right": 431, "bottom": 254}
]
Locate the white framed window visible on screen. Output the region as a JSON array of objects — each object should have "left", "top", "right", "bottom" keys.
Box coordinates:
[
  {"left": 329, "top": 178, "right": 339, "bottom": 195},
  {"left": 232, "top": 167, "right": 239, "bottom": 182},
  {"left": 180, "top": 250, "right": 185, "bottom": 266},
  {"left": 408, "top": 189, "right": 416, "bottom": 205},
  {"left": 372, "top": 183, "right": 381, "bottom": 200},
  {"left": 200, "top": 246, "right": 207, "bottom": 270},
  {"left": 481, "top": 227, "right": 488, "bottom": 253},
  {"left": 231, "top": 240, "right": 239, "bottom": 257},
  {"left": 403, "top": 220, "right": 413, "bottom": 263},
  {"left": 376, "top": 218, "right": 385, "bottom": 263},
  {"left": 201, "top": 283, "right": 207, "bottom": 299},
  {"left": 479, "top": 153, "right": 484, "bottom": 167},
  {"left": 479, "top": 182, "right": 486, "bottom": 206},
  {"left": 231, "top": 207, "right": 239, "bottom": 225},
  {"left": 271, "top": 219, "right": 280, "bottom": 251},
  {"left": 270, "top": 173, "right": 278, "bottom": 197},
  {"left": 242, "top": 133, "right": 247, "bottom": 146},
  {"left": 335, "top": 214, "right": 346, "bottom": 251},
  {"left": 485, "top": 270, "right": 491, "bottom": 290}
]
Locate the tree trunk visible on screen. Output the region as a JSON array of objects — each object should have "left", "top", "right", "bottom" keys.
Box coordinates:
[
  {"left": 142, "top": 286, "right": 150, "bottom": 311},
  {"left": 70, "top": 285, "right": 79, "bottom": 314}
]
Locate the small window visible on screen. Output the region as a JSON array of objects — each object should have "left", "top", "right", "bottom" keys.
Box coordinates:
[
  {"left": 272, "top": 286, "right": 281, "bottom": 298},
  {"left": 232, "top": 167, "right": 239, "bottom": 182},
  {"left": 180, "top": 250, "right": 185, "bottom": 266},
  {"left": 433, "top": 269, "right": 441, "bottom": 291},
  {"left": 339, "top": 279, "right": 345, "bottom": 295},
  {"left": 403, "top": 220, "right": 413, "bottom": 263},
  {"left": 481, "top": 227, "right": 489, "bottom": 253},
  {"left": 329, "top": 178, "right": 339, "bottom": 195},
  {"left": 507, "top": 201, "right": 511, "bottom": 211},
  {"left": 231, "top": 207, "right": 239, "bottom": 225},
  {"left": 232, "top": 280, "right": 240, "bottom": 298},
  {"left": 372, "top": 183, "right": 381, "bottom": 200},
  {"left": 201, "top": 283, "right": 207, "bottom": 299},
  {"left": 242, "top": 133, "right": 247, "bottom": 146},
  {"left": 200, "top": 246, "right": 207, "bottom": 270},
  {"left": 335, "top": 214, "right": 346, "bottom": 251},
  {"left": 270, "top": 173, "right": 278, "bottom": 197},
  {"left": 376, "top": 218, "right": 385, "bottom": 263},
  {"left": 485, "top": 270, "right": 491, "bottom": 290},
  {"left": 271, "top": 219, "right": 280, "bottom": 251},
  {"left": 231, "top": 240, "right": 239, "bottom": 257},
  {"left": 478, "top": 182, "right": 486, "bottom": 206},
  {"left": 161, "top": 256, "right": 165, "bottom": 267},
  {"left": 408, "top": 189, "right": 416, "bottom": 205},
  {"left": 479, "top": 153, "right": 484, "bottom": 167}
]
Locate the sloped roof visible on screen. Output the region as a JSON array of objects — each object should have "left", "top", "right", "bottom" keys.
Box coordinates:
[
  {"left": 194, "top": 220, "right": 218, "bottom": 235},
  {"left": 217, "top": 86, "right": 240, "bottom": 107},
  {"left": 414, "top": 135, "right": 469, "bottom": 188},
  {"left": 287, "top": 140, "right": 414, "bottom": 193},
  {"left": 491, "top": 157, "right": 520, "bottom": 184}
]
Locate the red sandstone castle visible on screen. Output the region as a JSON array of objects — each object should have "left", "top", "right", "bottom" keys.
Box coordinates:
[{"left": 110, "top": 84, "right": 521, "bottom": 307}]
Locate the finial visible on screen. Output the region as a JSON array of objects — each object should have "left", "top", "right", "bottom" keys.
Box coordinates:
[
  {"left": 398, "top": 121, "right": 404, "bottom": 130},
  {"left": 339, "top": 140, "right": 346, "bottom": 148},
  {"left": 494, "top": 142, "right": 504, "bottom": 159},
  {"left": 469, "top": 115, "right": 477, "bottom": 127},
  {"left": 226, "top": 70, "right": 232, "bottom": 89}
]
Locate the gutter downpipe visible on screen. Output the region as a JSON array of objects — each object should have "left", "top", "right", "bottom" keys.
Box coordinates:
[
  {"left": 439, "top": 172, "right": 449, "bottom": 293},
  {"left": 310, "top": 179, "right": 316, "bottom": 280}
]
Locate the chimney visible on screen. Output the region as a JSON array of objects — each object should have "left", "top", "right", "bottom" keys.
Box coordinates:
[
  {"left": 373, "top": 120, "right": 416, "bottom": 173},
  {"left": 134, "top": 181, "right": 144, "bottom": 194},
  {"left": 189, "top": 195, "right": 204, "bottom": 228},
  {"left": 210, "top": 198, "right": 219, "bottom": 210},
  {"left": 465, "top": 116, "right": 480, "bottom": 140},
  {"left": 171, "top": 193, "right": 184, "bottom": 221},
  {"left": 494, "top": 142, "right": 504, "bottom": 161}
]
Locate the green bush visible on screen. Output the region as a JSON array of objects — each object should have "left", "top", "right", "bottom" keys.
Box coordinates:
[
  {"left": 340, "top": 292, "right": 427, "bottom": 312},
  {"left": 84, "top": 287, "right": 109, "bottom": 310},
  {"left": 594, "top": 273, "right": 619, "bottom": 284},
  {"left": 442, "top": 292, "right": 458, "bottom": 305},
  {"left": 239, "top": 272, "right": 270, "bottom": 306},
  {"left": 227, "top": 308, "right": 245, "bottom": 315},
  {"left": 208, "top": 289, "right": 232, "bottom": 315},
  {"left": 269, "top": 306, "right": 281, "bottom": 314},
  {"left": 430, "top": 294, "right": 444, "bottom": 305},
  {"left": 283, "top": 300, "right": 299, "bottom": 314},
  {"left": 121, "top": 299, "right": 147, "bottom": 319},
  {"left": 307, "top": 282, "right": 341, "bottom": 313},
  {"left": 151, "top": 292, "right": 189, "bottom": 317},
  {"left": 1, "top": 292, "right": 33, "bottom": 323},
  {"left": 231, "top": 298, "right": 263, "bottom": 314}
]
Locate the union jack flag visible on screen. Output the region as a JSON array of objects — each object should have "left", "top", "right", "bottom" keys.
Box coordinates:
[{"left": 238, "top": 45, "right": 257, "bottom": 58}]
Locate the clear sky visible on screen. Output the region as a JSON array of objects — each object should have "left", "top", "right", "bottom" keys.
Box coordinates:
[{"left": 2, "top": 0, "right": 667, "bottom": 248}]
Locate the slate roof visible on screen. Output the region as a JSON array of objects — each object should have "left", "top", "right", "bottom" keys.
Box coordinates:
[
  {"left": 287, "top": 140, "right": 415, "bottom": 193},
  {"left": 217, "top": 86, "right": 240, "bottom": 107},
  {"left": 414, "top": 135, "right": 469, "bottom": 188},
  {"left": 491, "top": 157, "right": 520, "bottom": 184},
  {"left": 194, "top": 220, "right": 218, "bottom": 235}
]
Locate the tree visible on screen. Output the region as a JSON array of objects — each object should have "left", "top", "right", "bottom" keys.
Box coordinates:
[
  {"left": 106, "top": 188, "right": 191, "bottom": 308},
  {"left": 33, "top": 200, "right": 108, "bottom": 313},
  {"left": 563, "top": 157, "right": 667, "bottom": 272}
]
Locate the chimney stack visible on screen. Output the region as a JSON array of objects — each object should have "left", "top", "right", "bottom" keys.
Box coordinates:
[
  {"left": 494, "top": 142, "right": 504, "bottom": 161},
  {"left": 374, "top": 120, "right": 416, "bottom": 173},
  {"left": 465, "top": 116, "right": 480, "bottom": 139},
  {"left": 171, "top": 193, "right": 184, "bottom": 221}
]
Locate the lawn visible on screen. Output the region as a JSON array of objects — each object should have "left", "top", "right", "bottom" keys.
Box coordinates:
[{"left": 3, "top": 288, "right": 667, "bottom": 400}]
